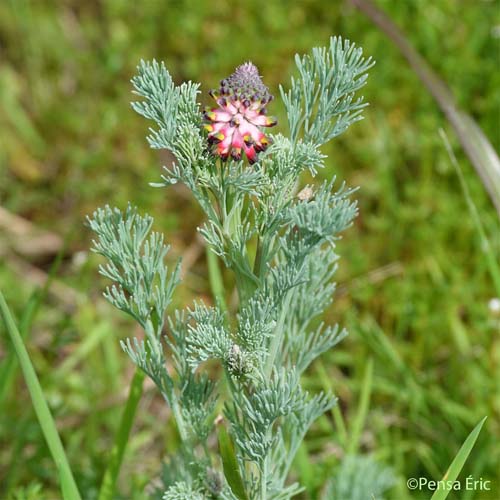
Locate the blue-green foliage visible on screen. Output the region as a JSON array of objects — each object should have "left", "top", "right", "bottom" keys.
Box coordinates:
[
  {"left": 88, "top": 37, "right": 375, "bottom": 499},
  {"left": 323, "top": 455, "right": 395, "bottom": 500},
  {"left": 281, "top": 36, "right": 374, "bottom": 146}
]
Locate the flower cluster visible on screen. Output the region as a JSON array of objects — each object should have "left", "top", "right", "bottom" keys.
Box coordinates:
[{"left": 203, "top": 62, "right": 277, "bottom": 163}]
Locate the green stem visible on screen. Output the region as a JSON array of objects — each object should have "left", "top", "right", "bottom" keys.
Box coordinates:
[
  {"left": 98, "top": 367, "right": 145, "bottom": 500},
  {"left": 0, "top": 290, "right": 82, "bottom": 500},
  {"left": 261, "top": 455, "right": 268, "bottom": 500},
  {"left": 169, "top": 388, "right": 189, "bottom": 443}
]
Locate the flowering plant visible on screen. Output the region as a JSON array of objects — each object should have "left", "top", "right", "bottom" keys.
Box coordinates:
[{"left": 88, "top": 37, "right": 388, "bottom": 499}]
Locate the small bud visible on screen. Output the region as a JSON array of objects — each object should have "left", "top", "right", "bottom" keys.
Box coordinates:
[
  {"left": 206, "top": 468, "right": 224, "bottom": 496},
  {"left": 298, "top": 186, "right": 314, "bottom": 201},
  {"left": 228, "top": 343, "right": 251, "bottom": 375}
]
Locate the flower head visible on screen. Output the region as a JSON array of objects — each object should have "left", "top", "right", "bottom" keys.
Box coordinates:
[{"left": 203, "top": 62, "right": 277, "bottom": 163}]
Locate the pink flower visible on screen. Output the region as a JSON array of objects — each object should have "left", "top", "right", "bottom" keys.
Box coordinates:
[{"left": 204, "top": 62, "right": 277, "bottom": 163}]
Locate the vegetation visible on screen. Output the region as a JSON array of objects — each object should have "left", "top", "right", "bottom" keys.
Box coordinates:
[{"left": 0, "top": 1, "right": 498, "bottom": 498}]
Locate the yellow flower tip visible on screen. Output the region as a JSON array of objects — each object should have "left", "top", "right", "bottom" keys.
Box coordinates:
[{"left": 205, "top": 111, "right": 216, "bottom": 121}]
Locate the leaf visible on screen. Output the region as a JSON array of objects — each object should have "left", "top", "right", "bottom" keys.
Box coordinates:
[
  {"left": 0, "top": 231, "right": 69, "bottom": 407},
  {"left": 346, "top": 357, "right": 373, "bottom": 455},
  {"left": 60, "top": 468, "right": 77, "bottom": 500},
  {"left": 218, "top": 425, "right": 249, "bottom": 500},
  {"left": 98, "top": 368, "right": 145, "bottom": 500},
  {"left": 430, "top": 416, "right": 487, "bottom": 500},
  {"left": 440, "top": 129, "right": 500, "bottom": 297},
  {"left": 0, "top": 291, "right": 81, "bottom": 500},
  {"left": 0, "top": 290, "right": 39, "bottom": 405},
  {"left": 206, "top": 246, "right": 227, "bottom": 313}
]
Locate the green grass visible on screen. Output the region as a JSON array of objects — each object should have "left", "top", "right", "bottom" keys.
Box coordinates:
[
  {"left": 0, "top": 291, "right": 81, "bottom": 500},
  {"left": 0, "top": 0, "right": 499, "bottom": 498},
  {"left": 430, "top": 416, "right": 487, "bottom": 500}
]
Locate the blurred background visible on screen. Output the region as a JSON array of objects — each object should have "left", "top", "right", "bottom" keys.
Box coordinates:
[{"left": 0, "top": 0, "right": 499, "bottom": 498}]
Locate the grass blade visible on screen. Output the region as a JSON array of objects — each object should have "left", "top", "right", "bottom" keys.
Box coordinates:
[
  {"left": 98, "top": 367, "right": 145, "bottom": 500},
  {"left": 55, "top": 321, "right": 113, "bottom": 377},
  {"left": 0, "top": 229, "right": 70, "bottom": 407},
  {"left": 0, "top": 290, "right": 81, "bottom": 500},
  {"left": 430, "top": 416, "right": 487, "bottom": 500},
  {"left": 0, "top": 290, "right": 39, "bottom": 406},
  {"left": 440, "top": 129, "right": 500, "bottom": 296},
  {"left": 346, "top": 357, "right": 373, "bottom": 456},
  {"left": 315, "top": 360, "right": 348, "bottom": 447}
]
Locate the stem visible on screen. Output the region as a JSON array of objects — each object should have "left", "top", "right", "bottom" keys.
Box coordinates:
[
  {"left": 98, "top": 368, "right": 145, "bottom": 500},
  {"left": 220, "top": 159, "right": 228, "bottom": 220},
  {"left": 0, "top": 290, "right": 82, "bottom": 500},
  {"left": 169, "top": 389, "right": 189, "bottom": 442},
  {"left": 261, "top": 455, "right": 268, "bottom": 499},
  {"left": 206, "top": 161, "right": 228, "bottom": 313}
]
